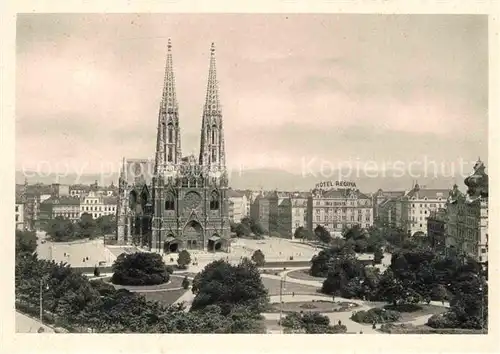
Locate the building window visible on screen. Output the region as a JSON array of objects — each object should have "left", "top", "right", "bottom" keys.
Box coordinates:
[
  {"left": 210, "top": 191, "right": 219, "bottom": 210},
  {"left": 165, "top": 193, "right": 175, "bottom": 210},
  {"left": 15, "top": 206, "right": 19, "bottom": 212},
  {"left": 15, "top": 215, "right": 19, "bottom": 222},
  {"left": 167, "top": 123, "right": 174, "bottom": 143}
]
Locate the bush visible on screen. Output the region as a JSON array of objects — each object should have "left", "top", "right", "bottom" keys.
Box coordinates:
[
  {"left": 177, "top": 250, "right": 191, "bottom": 269},
  {"left": 350, "top": 308, "right": 401, "bottom": 324},
  {"left": 111, "top": 252, "right": 170, "bottom": 286},
  {"left": 426, "top": 312, "right": 459, "bottom": 329},
  {"left": 182, "top": 276, "right": 190, "bottom": 289},
  {"left": 251, "top": 249, "right": 265, "bottom": 267},
  {"left": 330, "top": 324, "right": 347, "bottom": 333},
  {"left": 165, "top": 265, "right": 174, "bottom": 274},
  {"left": 384, "top": 303, "right": 423, "bottom": 313}
]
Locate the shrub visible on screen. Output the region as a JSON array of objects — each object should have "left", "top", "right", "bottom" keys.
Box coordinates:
[
  {"left": 350, "top": 308, "right": 401, "bottom": 324},
  {"left": 111, "top": 252, "right": 170, "bottom": 286},
  {"left": 165, "top": 265, "right": 174, "bottom": 274},
  {"left": 426, "top": 312, "right": 459, "bottom": 329},
  {"left": 384, "top": 303, "right": 423, "bottom": 313},
  {"left": 177, "top": 250, "right": 191, "bottom": 269},
  {"left": 182, "top": 276, "right": 190, "bottom": 289},
  {"left": 330, "top": 324, "right": 347, "bottom": 333},
  {"left": 251, "top": 249, "right": 265, "bottom": 267}
]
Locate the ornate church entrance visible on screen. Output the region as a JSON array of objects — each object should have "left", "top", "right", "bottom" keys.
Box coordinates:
[
  {"left": 207, "top": 234, "right": 222, "bottom": 252},
  {"left": 183, "top": 221, "right": 203, "bottom": 250},
  {"left": 163, "top": 236, "right": 180, "bottom": 253}
]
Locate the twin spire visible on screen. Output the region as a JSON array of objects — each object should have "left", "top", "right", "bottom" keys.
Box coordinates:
[{"left": 155, "top": 40, "right": 225, "bottom": 174}]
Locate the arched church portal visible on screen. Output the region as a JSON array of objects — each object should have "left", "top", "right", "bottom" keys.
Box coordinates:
[
  {"left": 208, "top": 234, "right": 222, "bottom": 252},
  {"left": 164, "top": 235, "right": 180, "bottom": 253},
  {"left": 183, "top": 221, "right": 203, "bottom": 250}
]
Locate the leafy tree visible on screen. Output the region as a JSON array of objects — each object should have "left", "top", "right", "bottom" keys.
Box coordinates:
[
  {"left": 191, "top": 258, "right": 269, "bottom": 315},
  {"left": 95, "top": 215, "right": 116, "bottom": 235},
  {"left": 46, "top": 217, "right": 77, "bottom": 242},
  {"left": 342, "top": 224, "right": 365, "bottom": 241},
  {"left": 250, "top": 221, "right": 266, "bottom": 236},
  {"left": 373, "top": 248, "right": 384, "bottom": 264},
  {"left": 16, "top": 230, "right": 37, "bottom": 256},
  {"left": 430, "top": 284, "right": 448, "bottom": 301},
  {"left": 77, "top": 213, "right": 97, "bottom": 239},
  {"left": 235, "top": 223, "right": 251, "bottom": 237},
  {"left": 294, "top": 226, "right": 307, "bottom": 239},
  {"left": 314, "top": 225, "right": 331, "bottom": 244},
  {"left": 111, "top": 252, "right": 169, "bottom": 286},
  {"left": 182, "top": 276, "right": 190, "bottom": 289},
  {"left": 251, "top": 249, "right": 265, "bottom": 266},
  {"left": 177, "top": 250, "right": 191, "bottom": 269}
]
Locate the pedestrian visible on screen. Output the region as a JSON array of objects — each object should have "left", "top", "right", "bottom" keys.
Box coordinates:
[
  {"left": 292, "top": 292, "right": 295, "bottom": 297},
  {"left": 338, "top": 320, "right": 342, "bottom": 326},
  {"left": 372, "top": 322, "right": 376, "bottom": 329},
  {"left": 360, "top": 330, "right": 363, "bottom": 334},
  {"left": 442, "top": 300, "right": 445, "bottom": 305}
]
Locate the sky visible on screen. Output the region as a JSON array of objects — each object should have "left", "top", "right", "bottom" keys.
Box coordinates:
[{"left": 16, "top": 14, "right": 488, "bottom": 178}]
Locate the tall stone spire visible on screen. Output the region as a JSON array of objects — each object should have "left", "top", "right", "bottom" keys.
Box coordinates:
[
  {"left": 199, "top": 42, "right": 226, "bottom": 168},
  {"left": 155, "top": 39, "right": 181, "bottom": 174}
]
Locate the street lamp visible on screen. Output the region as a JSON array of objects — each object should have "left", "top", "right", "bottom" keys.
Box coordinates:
[{"left": 39, "top": 277, "right": 49, "bottom": 323}]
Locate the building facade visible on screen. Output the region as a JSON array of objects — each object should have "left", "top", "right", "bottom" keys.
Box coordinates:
[
  {"left": 227, "top": 189, "right": 248, "bottom": 223},
  {"left": 427, "top": 207, "right": 447, "bottom": 253},
  {"left": 116, "top": 41, "right": 230, "bottom": 253},
  {"left": 395, "top": 184, "right": 448, "bottom": 236},
  {"left": 445, "top": 159, "right": 488, "bottom": 263},
  {"left": 307, "top": 188, "right": 373, "bottom": 237},
  {"left": 15, "top": 193, "right": 25, "bottom": 230},
  {"left": 80, "top": 191, "right": 118, "bottom": 219},
  {"left": 39, "top": 196, "right": 81, "bottom": 223}
]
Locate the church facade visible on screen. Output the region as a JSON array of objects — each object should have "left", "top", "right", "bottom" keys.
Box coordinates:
[{"left": 116, "top": 41, "right": 230, "bottom": 253}]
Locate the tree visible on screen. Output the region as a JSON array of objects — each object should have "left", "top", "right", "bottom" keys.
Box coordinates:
[
  {"left": 77, "top": 213, "right": 97, "bottom": 239},
  {"left": 46, "top": 216, "right": 77, "bottom": 242},
  {"left": 430, "top": 284, "right": 448, "bottom": 301},
  {"left": 182, "top": 276, "right": 190, "bottom": 289},
  {"left": 177, "top": 250, "right": 192, "bottom": 269},
  {"left": 314, "top": 225, "right": 331, "bottom": 244},
  {"left": 294, "top": 226, "right": 307, "bottom": 240},
  {"left": 235, "top": 223, "right": 251, "bottom": 237},
  {"left": 373, "top": 248, "right": 384, "bottom": 264},
  {"left": 95, "top": 215, "right": 115, "bottom": 235},
  {"left": 111, "top": 252, "right": 169, "bottom": 286},
  {"left": 251, "top": 249, "right": 265, "bottom": 266},
  {"left": 342, "top": 224, "right": 365, "bottom": 241},
  {"left": 16, "top": 230, "right": 37, "bottom": 256},
  {"left": 191, "top": 258, "right": 269, "bottom": 315},
  {"left": 250, "top": 221, "right": 266, "bottom": 236}
]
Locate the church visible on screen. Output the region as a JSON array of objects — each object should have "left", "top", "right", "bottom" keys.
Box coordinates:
[{"left": 115, "top": 40, "right": 230, "bottom": 253}]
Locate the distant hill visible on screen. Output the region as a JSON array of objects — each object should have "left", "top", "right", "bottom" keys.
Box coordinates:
[{"left": 16, "top": 167, "right": 463, "bottom": 193}]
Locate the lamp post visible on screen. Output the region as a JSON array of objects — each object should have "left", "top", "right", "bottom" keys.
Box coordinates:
[
  {"left": 39, "top": 277, "right": 49, "bottom": 323},
  {"left": 279, "top": 277, "right": 284, "bottom": 333}
]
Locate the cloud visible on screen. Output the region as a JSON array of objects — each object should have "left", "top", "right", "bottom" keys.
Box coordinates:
[{"left": 15, "top": 14, "right": 488, "bottom": 175}]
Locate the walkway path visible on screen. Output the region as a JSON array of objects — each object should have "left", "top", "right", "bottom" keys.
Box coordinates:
[{"left": 16, "top": 311, "right": 54, "bottom": 333}]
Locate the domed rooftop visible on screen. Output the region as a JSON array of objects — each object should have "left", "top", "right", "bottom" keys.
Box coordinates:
[{"left": 464, "top": 158, "right": 488, "bottom": 199}]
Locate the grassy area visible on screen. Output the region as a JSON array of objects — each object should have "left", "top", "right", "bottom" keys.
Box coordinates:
[
  {"left": 139, "top": 288, "right": 188, "bottom": 305},
  {"left": 385, "top": 304, "right": 448, "bottom": 322},
  {"left": 103, "top": 276, "right": 184, "bottom": 291},
  {"left": 267, "top": 300, "right": 359, "bottom": 313},
  {"left": 286, "top": 269, "right": 326, "bottom": 282},
  {"left": 261, "top": 277, "right": 324, "bottom": 296}
]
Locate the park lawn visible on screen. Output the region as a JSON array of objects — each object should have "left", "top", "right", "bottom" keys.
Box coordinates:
[
  {"left": 286, "top": 269, "right": 326, "bottom": 282},
  {"left": 267, "top": 300, "right": 359, "bottom": 313},
  {"left": 385, "top": 304, "right": 449, "bottom": 322},
  {"left": 261, "top": 277, "right": 324, "bottom": 296},
  {"left": 106, "top": 275, "right": 184, "bottom": 291},
  {"left": 139, "top": 288, "right": 187, "bottom": 305}
]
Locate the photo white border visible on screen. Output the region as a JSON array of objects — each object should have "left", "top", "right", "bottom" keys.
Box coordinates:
[{"left": 1, "top": 1, "right": 499, "bottom": 353}]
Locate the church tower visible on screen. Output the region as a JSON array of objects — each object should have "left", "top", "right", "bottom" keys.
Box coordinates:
[
  {"left": 199, "top": 43, "right": 226, "bottom": 169},
  {"left": 151, "top": 39, "right": 182, "bottom": 251}
]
